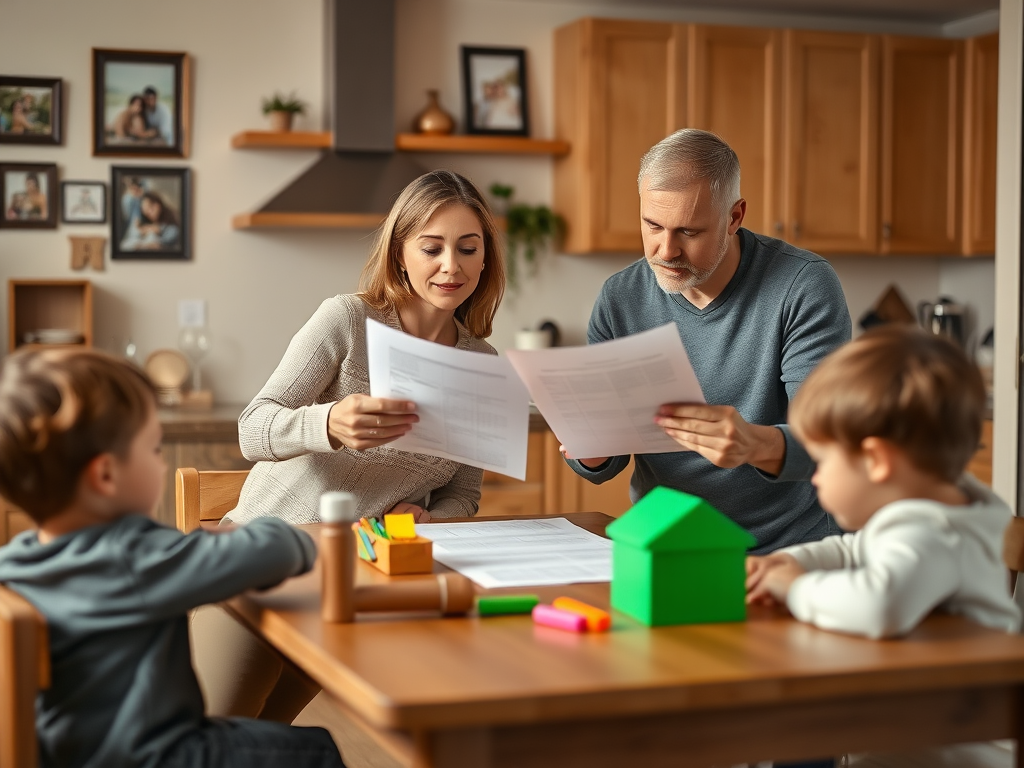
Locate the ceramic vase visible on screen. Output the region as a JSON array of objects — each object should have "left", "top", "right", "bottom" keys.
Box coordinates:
[
  {"left": 413, "top": 90, "right": 455, "bottom": 135},
  {"left": 268, "top": 111, "right": 294, "bottom": 132}
]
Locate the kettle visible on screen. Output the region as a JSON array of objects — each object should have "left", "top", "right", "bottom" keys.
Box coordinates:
[{"left": 917, "top": 297, "right": 966, "bottom": 347}]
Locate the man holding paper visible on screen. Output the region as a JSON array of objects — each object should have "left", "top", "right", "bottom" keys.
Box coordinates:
[{"left": 566, "top": 129, "right": 851, "bottom": 554}]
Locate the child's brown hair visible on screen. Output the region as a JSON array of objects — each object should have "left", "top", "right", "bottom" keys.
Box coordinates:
[
  {"left": 789, "top": 325, "right": 986, "bottom": 483},
  {"left": 0, "top": 348, "right": 156, "bottom": 524}
]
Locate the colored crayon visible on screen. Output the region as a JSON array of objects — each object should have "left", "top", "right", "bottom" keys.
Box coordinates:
[
  {"left": 477, "top": 595, "right": 540, "bottom": 616},
  {"left": 552, "top": 596, "right": 611, "bottom": 632},
  {"left": 356, "top": 527, "right": 377, "bottom": 561},
  {"left": 532, "top": 604, "right": 586, "bottom": 633}
]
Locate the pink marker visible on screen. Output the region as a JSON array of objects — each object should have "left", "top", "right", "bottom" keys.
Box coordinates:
[{"left": 532, "top": 603, "right": 587, "bottom": 632}]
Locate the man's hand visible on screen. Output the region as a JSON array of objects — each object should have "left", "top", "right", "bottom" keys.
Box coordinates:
[
  {"left": 387, "top": 502, "right": 431, "bottom": 523},
  {"left": 655, "top": 404, "right": 785, "bottom": 475},
  {"left": 745, "top": 553, "right": 805, "bottom": 605}
]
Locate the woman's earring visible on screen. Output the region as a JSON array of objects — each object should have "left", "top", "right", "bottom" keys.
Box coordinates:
[{"left": 481, "top": 262, "right": 485, "bottom": 269}]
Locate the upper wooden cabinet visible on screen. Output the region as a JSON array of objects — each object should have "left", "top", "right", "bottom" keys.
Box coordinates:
[
  {"left": 782, "top": 31, "right": 879, "bottom": 253},
  {"left": 881, "top": 36, "right": 963, "bottom": 255},
  {"left": 554, "top": 19, "right": 684, "bottom": 253},
  {"left": 962, "top": 33, "right": 999, "bottom": 255},
  {"left": 687, "top": 25, "right": 783, "bottom": 238}
]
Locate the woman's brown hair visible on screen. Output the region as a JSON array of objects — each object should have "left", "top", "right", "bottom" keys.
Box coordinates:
[
  {"left": 359, "top": 170, "right": 505, "bottom": 339},
  {"left": 789, "top": 325, "right": 986, "bottom": 483},
  {"left": 0, "top": 348, "right": 156, "bottom": 524}
]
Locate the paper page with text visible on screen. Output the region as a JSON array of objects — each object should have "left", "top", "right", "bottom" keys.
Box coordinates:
[
  {"left": 505, "top": 323, "right": 704, "bottom": 459},
  {"left": 366, "top": 318, "right": 530, "bottom": 480},
  {"left": 416, "top": 517, "right": 612, "bottom": 588}
]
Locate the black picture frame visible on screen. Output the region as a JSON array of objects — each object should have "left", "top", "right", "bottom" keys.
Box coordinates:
[
  {"left": 0, "top": 162, "right": 58, "bottom": 229},
  {"left": 110, "top": 165, "right": 191, "bottom": 260},
  {"left": 0, "top": 76, "right": 63, "bottom": 145},
  {"left": 460, "top": 46, "right": 529, "bottom": 137},
  {"left": 93, "top": 48, "right": 190, "bottom": 158},
  {"left": 61, "top": 181, "right": 107, "bottom": 224}
]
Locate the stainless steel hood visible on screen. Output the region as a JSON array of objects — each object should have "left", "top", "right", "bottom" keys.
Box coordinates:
[{"left": 255, "top": 0, "right": 427, "bottom": 217}]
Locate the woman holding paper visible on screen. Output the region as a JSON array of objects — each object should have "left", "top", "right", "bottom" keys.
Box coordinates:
[{"left": 192, "top": 170, "right": 505, "bottom": 723}]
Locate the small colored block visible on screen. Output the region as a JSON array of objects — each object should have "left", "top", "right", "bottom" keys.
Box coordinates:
[
  {"left": 532, "top": 604, "right": 587, "bottom": 633},
  {"left": 356, "top": 527, "right": 377, "bottom": 561},
  {"left": 477, "top": 595, "right": 540, "bottom": 616},
  {"left": 552, "top": 596, "right": 611, "bottom": 632},
  {"left": 384, "top": 513, "right": 416, "bottom": 540}
]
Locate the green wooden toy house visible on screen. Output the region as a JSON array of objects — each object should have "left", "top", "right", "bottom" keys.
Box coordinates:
[{"left": 605, "top": 486, "right": 757, "bottom": 626}]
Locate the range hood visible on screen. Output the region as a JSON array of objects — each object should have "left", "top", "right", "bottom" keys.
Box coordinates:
[{"left": 255, "top": 0, "right": 427, "bottom": 218}]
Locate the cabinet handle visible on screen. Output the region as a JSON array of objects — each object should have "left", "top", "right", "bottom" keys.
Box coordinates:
[
  {"left": 792, "top": 222, "right": 800, "bottom": 239},
  {"left": 774, "top": 221, "right": 784, "bottom": 234},
  {"left": 883, "top": 223, "right": 892, "bottom": 240}
]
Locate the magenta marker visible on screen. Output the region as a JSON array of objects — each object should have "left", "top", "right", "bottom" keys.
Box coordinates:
[{"left": 532, "top": 603, "right": 587, "bottom": 632}]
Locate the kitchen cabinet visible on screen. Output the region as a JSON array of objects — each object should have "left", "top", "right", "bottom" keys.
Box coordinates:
[
  {"left": 0, "top": 500, "right": 34, "bottom": 546},
  {"left": 554, "top": 18, "right": 684, "bottom": 253},
  {"left": 686, "top": 25, "right": 783, "bottom": 237},
  {"left": 782, "top": 30, "right": 880, "bottom": 253},
  {"left": 962, "top": 33, "right": 999, "bottom": 255},
  {"left": 880, "top": 36, "right": 963, "bottom": 255}
]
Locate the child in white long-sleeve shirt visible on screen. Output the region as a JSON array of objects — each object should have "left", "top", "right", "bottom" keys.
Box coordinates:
[{"left": 746, "top": 325, "right": 1020, "bottom": 638}]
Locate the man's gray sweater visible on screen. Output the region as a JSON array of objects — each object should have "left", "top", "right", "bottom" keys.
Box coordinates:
[{"left": 569, "top": 228, "right": 852, "bottom": 553}]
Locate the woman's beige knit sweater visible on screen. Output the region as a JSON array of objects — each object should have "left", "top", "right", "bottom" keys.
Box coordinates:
[{"left": 227, "top": 295, "right": 494, "bottom": 524}]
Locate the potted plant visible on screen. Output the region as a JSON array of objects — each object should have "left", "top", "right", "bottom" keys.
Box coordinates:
[
  {"left": 489, "top": 183, "right": 564, "bottom": 288},
  {"left": 261, "top": 91, "right": 306, "bottom": 132}
]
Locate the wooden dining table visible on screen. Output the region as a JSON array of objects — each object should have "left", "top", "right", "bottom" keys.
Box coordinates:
[{"left": 225, "top": 512, "right": 1024, "bottom": 768}]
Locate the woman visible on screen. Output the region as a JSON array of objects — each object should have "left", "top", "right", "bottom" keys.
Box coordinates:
[
  {"left": 111, "top": 94, "right": 155, "bottom": 141},
  {"left": 14, "top": 174, "right": 47, "bottom": 219},
  {"left": 120, "top": 191, "right": 179, "bottom": 251},
  {"left": 192, "top": 169, "right": 505, "bottom": 722}
]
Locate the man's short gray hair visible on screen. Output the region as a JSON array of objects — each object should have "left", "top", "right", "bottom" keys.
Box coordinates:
[{"left": 637, "top": 129, "right": 741, "bottom": 212}]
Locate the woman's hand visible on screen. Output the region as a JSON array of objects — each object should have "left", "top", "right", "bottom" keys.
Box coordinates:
[
  {"left": 745, "top": 553, "right": 805, "bottom": 605},
  {"left": 328, "top": 394, "right": 418, "bottom": 451},
  {"left": 387, "top": 501, "right": 431, "bottom": 523}
]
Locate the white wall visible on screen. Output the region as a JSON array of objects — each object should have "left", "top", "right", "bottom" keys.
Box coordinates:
[{"left": 0, "top": 0, "right": 995, "bottom": 403}]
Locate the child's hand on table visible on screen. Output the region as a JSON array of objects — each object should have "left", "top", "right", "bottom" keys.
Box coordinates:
[
  {"left": 745, "top": 553, "right": 806, "bottom": 605},
  {"left": 387, "top": 502, "right": 431, "bottom": 523}
]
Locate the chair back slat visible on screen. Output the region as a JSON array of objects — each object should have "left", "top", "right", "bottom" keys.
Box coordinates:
[
  {"left": 1004, "top": 516, "right": 1024, "bottom": 573},
  {"left": 175, "top": 468, "right": 249, "bottom": 533},
  {"left": 0, "top": 585, "right": 48, "bottom": 768}
]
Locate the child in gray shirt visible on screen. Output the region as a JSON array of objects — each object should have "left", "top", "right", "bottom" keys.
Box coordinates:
[{"left": 0, "top": 347, "right": 346, "bottom": 768}]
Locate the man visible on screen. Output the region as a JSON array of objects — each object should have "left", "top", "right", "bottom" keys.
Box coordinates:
[
  {"left": 143, "top": 87, "right": 174, "bottom": 144},
  {"left": 567, "top": 129, "right": 852, "bottom": 555}
]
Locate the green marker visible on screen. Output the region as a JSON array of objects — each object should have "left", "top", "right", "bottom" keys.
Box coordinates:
[{"left": 477, "top": 595, "right": 540, "bottom": 616}]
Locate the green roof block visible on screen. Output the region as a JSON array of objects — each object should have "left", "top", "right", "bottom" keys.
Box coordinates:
[{"left": 606, "top": 487, "right": 757, "bottom": 626}]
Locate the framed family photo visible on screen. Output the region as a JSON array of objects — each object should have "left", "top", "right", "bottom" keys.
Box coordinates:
[
  {"left": 0, "top": 76, "right": 62, "bottom": 145},
  {"left": 61, "top": 181, "right": 107, "bottom": 224},
  {"left": 111, "top": 166, "right": 191, "bottom": 260},
  {"left": 460, "top": 46, "right": 529, "bottom": 137},
  {"left": 1, "top": 162, "right": 58, "bottom": 229},
  {"left": 93, "top": 49, "right": 190, "bottom": 158}
]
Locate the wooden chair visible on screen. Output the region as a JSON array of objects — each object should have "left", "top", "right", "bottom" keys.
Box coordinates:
[
  {"left": 1004, "top": 516, "right": 1024, "bottom": 594},
  {"left": 174, "top": 468, "right": 249, "bottom": 533},
  {"left": 0, "top": 585, "right": 49, "bottom": 768}
]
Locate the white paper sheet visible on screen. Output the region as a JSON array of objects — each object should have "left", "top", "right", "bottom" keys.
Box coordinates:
[
  {"left": 366, "top": 318, "right": 530, "bottom": 479},
  {"left": 505, "top": 323, "right": 705, "bottom": 459},
  {"left": 416, "top": 517, "right": 612, "bottom": 588}
]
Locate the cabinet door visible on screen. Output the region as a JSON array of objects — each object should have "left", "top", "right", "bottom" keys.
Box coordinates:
[
  {"left": 687, "top": 25, "right": 783, "bottom": 238},
  {"left": 783, "top": 31, "right": 879, "bottom": 253},
  {"left": 478, "top": 432, "right": 545, "bottom": 517},
  {"left": 881, "top": 36, "right": 963, "bottom": 255},
  {"left": 962, "top": 33, "right": 998, "bottom": 256},
  {"left": 554, "top": 18, "right": 684, "bottom": 253}
]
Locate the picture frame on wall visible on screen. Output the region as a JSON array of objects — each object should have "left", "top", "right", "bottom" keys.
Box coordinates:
[
  {"left": 111, "top": 166, "right": 190, "bottom": 260},
  {"left": 0, "top": 76, "right": 63, "bottom": 145},
  {"left": 0, "top": 162, "right": 58, "bottom": 229},
  {"left": 61, "top": 181, "right": 107, "bottom": 224},
  {"left": 93, "top": 48, "right": 190, "bottom": 158},
  {"left": 460, "top": 46, "right": 529, "bottom": 137}
]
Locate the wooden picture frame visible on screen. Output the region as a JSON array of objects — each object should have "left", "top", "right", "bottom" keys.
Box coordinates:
[
  {"left": 61, "top": 181, "right": 107, "bottom": 224},
  {"left": 93, "top": 48, "right": 190, "bottom": 158},
  {"left": 460, "top": 46, "right": 529, "bottom": 137},
  {"left": 110, "top": 166, "right": 191, "bottom": 260},
  {"left": 0, "top": 162, "right": 58, "bottom": 229},
  {"left": 0, "top": 76, "right": 62, "bottom": 145}
]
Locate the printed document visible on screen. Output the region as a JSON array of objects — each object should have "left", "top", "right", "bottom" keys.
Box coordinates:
[
  {"left": 505, "top": 323, "right": 705, "bottom": 458},
  {"left": 416, "top": 517, "right": 612, "bottom": 588},
  {"left": 366, "top": 318, "right": 530, "bottom": 479}
]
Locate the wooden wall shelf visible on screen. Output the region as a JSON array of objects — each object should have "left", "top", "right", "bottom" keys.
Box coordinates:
[
  {"left": 394, "top": 133, "right": 571, "bottom": 155},
  {"left": 230, "top": 131, "right": 571, "bottom": 155},
  {"left": 232, "top": 212, "right": 385, "bottom": 230}
]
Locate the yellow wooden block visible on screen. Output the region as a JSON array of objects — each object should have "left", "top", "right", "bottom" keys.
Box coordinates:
[{"left": 384, "top": 513, "right": 417, "bottom": 540}]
